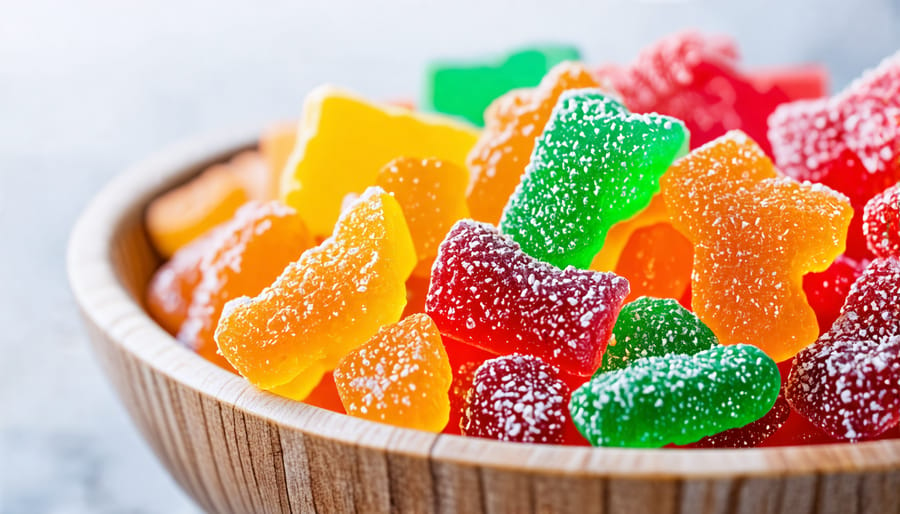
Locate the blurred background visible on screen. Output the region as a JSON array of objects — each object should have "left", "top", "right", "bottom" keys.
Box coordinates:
[{"left": 1, "top": 0, "right": 899, "bottom": 512}]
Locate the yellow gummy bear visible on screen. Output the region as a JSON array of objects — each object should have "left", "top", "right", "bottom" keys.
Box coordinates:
[{"left": 280, "top": 86, "right": 480, "bottom": 238}]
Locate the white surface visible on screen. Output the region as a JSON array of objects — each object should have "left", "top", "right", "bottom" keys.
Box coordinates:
[{"left": 1, "top": 0, "right": 898, "bottom": 512}]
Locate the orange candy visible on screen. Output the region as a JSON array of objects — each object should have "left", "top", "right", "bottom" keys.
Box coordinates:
[
  {"left": 615, "top": 222, "right": 694, "bottom": 302},
  {"left": 466, "top": 62, "right": 605, "bottom": 224},
  {"left": 590, "top": 193, "right": 672, "bottom": 272},
  {"left": 215, "top": 187, "right": 416, "bottom": 400},
  {"left": 375, "top": 157, "right": 470, "bottom": 276},
  {"left": 146, "top": 151, "right": 272, "bottom": 257},
  {"left": 146, "top": 229, "right": 221, "bottom": 336},
  {"left": 661, "top": 131, "right": 853, "bottom": 361},
  {"left": 177, "top": 201, "right": 312, "bottom": 371},
  {"left": 333, "top": 313, "right": 452, "bottom": 432},
  {"left": 259, "top": 123, "right": 298, "bottom": 198}
]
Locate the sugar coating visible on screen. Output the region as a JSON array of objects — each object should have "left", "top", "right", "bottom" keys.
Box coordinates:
[
  {"left": 215, "top": 186, "right": 416, "bottom": 398},
  {"left": 461, "top": 354, "right": 568, "bottom": 443},
  {"left": 499, "top": 89, "right": 689, "bottom": 269},
  {"left": 333, "top": 313, "right": 452, "bottom": 432},
  {"left": 598, "top": 297, "right": 717, "bottom": 375},
  {"left": 787, "top": 257, "right": 900, "bottom": 441},
  {"left": 598, "top": 31, "right": 787, "bottom": 153},
  {"left": 768, "top": 51, "right": 900, "bottom": 183},
  {"left": 570, "top": 344, "right": 781, "bottom": 447},
  {"left": 426, "top": 220, "right": 630, "bottom": 377},
  {"left": 693, "top": 393, "right": 790, "bottom": 449},
  {"left": 466, "top": 62, "right": 603, "bottom": 225},
  {"left": 375, "top": 157, "right": 471, "bottom": 277},
  {"left": 661, "top": 131, "right": 853, "bottom": 362},
  {"left": 863, "top": 184, "right": 900, "bottom": 258}
]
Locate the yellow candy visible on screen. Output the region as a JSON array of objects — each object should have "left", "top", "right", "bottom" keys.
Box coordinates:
[{"left": 280, "top": 86, "right": 480, "bottom": 238}]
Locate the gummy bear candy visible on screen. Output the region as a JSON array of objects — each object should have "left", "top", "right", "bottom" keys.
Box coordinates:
[
  {"left": 802, "top": 254, "right": 867, "bottom": 333},
  {"left": 692, "top": 393, "right": 790, "bottom": 448},
  {"left": 499, "top": 90, "right": 688, "bottom": 269},
  {"left": 280, "top": 86, "right": 479, "bottom": 238},
  {"left": 863, "top": 184, "right": 900, "bottom": 258},
  {"left": 333, "top": 314, "right": 452, "bottom": 432},
  {"left": 613, "top": 223, "right": 693, "bottom": 302},
  {"left": 768, "top": 53, "right": 900, "bottom": 257},
  {"left": 598, "top": 297, "right": 717, "bottom": 375},
  {"left": 259, "top": 122, "right": 298, "bottom": 197},
  {"left": 146, "top": 229, "right": 222, "bottom": 336},
  {"left": 426, "top": 220, "right": 630, "bottom": 377},
  {"left": 177, "top": 201, "right": 312, "bottom": 370},
  {"left": 787, "top": 258, "right": 900, "bottom": 441},
  {"left": 596, "top": 31, "right": 804, "bottom": 154},
  {"left": 374, "top": 157, "right": 470, "bottom": 276},
  {"left": 146, "top": 151, "right": 270, "bottom": 257},
  {"left": 570, "top": 344, "right": 780, "bottom": 447},
  {"left": 424, "top": 44, "right": 581, "bottom": 127},
  {"left": 461, "top": 354, "right": 569, "bottom": 443},
  {"left": 466, "top": 62, "right": 603, "bottom": 224},
  {"left": 661, "top": 131, "right": 853, "bottom": 362},
  {"left": 215, "top": 187, "right": 416, "bottom": 400}
]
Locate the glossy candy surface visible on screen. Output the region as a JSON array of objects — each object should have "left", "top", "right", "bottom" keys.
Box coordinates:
[
  {"left": 334, "top": 314, "right": 452, "bottom": 432},
  {"left": 215, "top": 187, "right": 416, "bottom": 400},
  {"left": 499, "top": 90, "right": 688, "bottom": 269},
  {"left": 426, "top": 220, "right": 630, "bottom": 376},
  {"left": 787, "top": 258, "right": 900, "bottom": 441},
  {"left": 461, "top": 354, "right": 569, "bottom": 443},
  {"left": 280, "top": 86, "right": 479, "bottom": 239},
  {"left": 661, "top": 131, "right": 853, "bottom": 362}
]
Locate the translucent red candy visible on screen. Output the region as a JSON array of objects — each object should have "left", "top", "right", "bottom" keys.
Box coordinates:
[
  {"left": 597, "top": 31, "right": 798, "bottom": 153},
  {"left": 802, "top": 254, "right": 867, "bottom": 333},
  {"left": 444, "top": 337, "right": 493, "bottom": 435},
  {"left": 787, "top": 258, "right": 900, "bottom": 441},
  {"left": 426, "top": 220, "right": 630, "bottom": 377},
  {"left": 863, "top": 184, "right": 900, "bottom": 258},
  {"left": 461, "top": 354, "right": 569, "bottom": 443}
]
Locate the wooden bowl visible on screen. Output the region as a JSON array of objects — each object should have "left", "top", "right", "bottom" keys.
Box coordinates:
[{"left": 68, "top": 127, "right": 900, "bottom": 514}]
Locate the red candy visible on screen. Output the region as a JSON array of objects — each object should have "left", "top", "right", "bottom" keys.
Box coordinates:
[
  {"left": 426, "top": 220, "right": 630, "bottom": 377},
  {"left": 444, "top": 337, "right": 493, "bottom": 435},
  {"left": 787, "top": 258, "right": 900, "bottom": 441},
  {"left": 461, "top": 354, "right": 569, "bottom": 443},
  {"left": 802, "top": 254, "right": 867, "bottom": 333},
  {"left": 692, "top": 394, "right": 790, "bottom": 448},
  {"left": 597, "top": 31, "right": 802, "bottom": 153},
  {"left": 863, "top": 184, "right": 900, "bottom": 258}
]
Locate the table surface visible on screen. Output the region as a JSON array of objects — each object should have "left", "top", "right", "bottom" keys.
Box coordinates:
[{"left": 2, "top": 0, "right": 899, "bottom": 512}]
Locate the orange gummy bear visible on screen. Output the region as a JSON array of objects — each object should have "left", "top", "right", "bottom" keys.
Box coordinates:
[
  {"left": 661, "top": 131, "right": 853, "bottom": 361},
  {"left": 333, "top": 313, "right": 452, "bottom": 432},
  {"left": 614, "top": 222, "right": 693, "bottom": 302},
  {"left": 178, "top": 201, "right": 312, "bottom": 371},
  {"left": 215, "top": 187, "right": 416, "bottom": 400},
  {"left": 466, "top": 62, "right": 604, "bottom": 224},
  {"left": 146, "top": 229, "right": 221, "bottom": 336},
  {"left": 146, "top": 151, "right": 272, "bottom": 257},
  {"left": 375, "top": 157, "right": 470, "bottom": 276}
]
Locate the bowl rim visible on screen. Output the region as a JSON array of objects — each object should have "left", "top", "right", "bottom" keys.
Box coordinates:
[{"left": 67, "top": 126, "right": 900, "bottom": 480}]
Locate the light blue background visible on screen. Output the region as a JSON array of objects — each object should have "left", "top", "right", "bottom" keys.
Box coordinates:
[{"left": 2, "top": 0, "right": 898, "bottom": 512}]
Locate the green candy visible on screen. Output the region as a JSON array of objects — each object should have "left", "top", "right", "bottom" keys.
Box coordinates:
[
  {"left": 499, "top": 90, "right": 689, "bottom": 269},
  {"left": 423, "top": 44, "right": 581, "bottom": 127},
  {"left": 599, "top": 297, "right": 717, "bottom": 374},
  {"left": 570, "top": 344, "right": 780, "bottom": 448}
]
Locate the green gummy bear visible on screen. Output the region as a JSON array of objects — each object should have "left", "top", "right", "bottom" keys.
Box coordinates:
[
  {"left": 423, "top": 44, "right": 581, "bottom": 127},
  {"left": 599, "top": 297, "right": 717, "bottom": 374},
  {"left": 499, "top": 90, "right": 689, "bottom": 269},
  {"left": 569, "top": 344, "right": 780, "bottom": 448}
]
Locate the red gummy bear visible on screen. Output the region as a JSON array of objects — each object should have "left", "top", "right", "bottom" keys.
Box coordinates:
[
  {"left": 426, "top": 220, "right": 630, "bottom": 377},
  {"left": 597, "top": 31, "right": 808, "bottom": 154},
  {"left": 461, "top": 354, "right": 569, "bottom": 444},
  {"left": 863, "top": 184, "right": 900, "bottom": 258},
  {"left": 787, "top": 258, "right": 900, "bottom": 441}
]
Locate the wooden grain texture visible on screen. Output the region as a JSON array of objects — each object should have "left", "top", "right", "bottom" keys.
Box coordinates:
[{"left": 67, "top": 129, "right": 900, "bottom": 514}]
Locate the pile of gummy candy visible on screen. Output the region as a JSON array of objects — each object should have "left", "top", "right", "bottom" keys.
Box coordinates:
[{"left": 145, "top": 32, "right": 900, "bottom": 448}]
